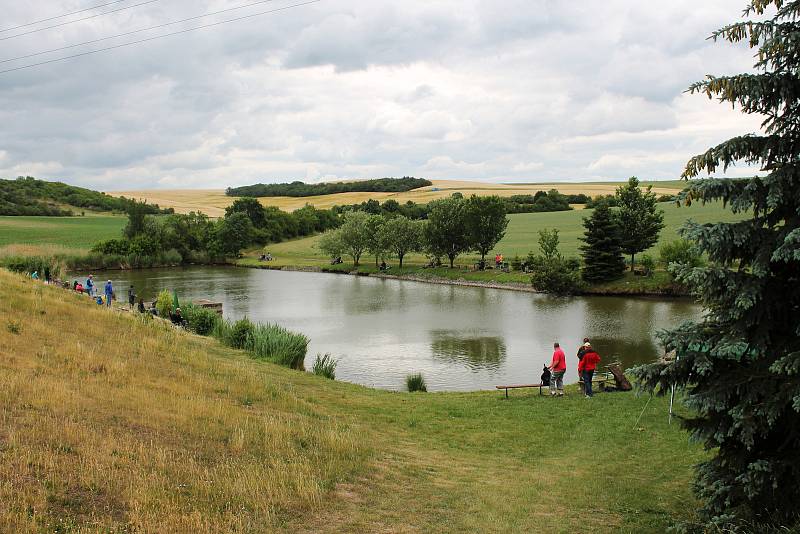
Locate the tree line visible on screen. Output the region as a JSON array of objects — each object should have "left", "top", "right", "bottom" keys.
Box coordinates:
[
  {"left": 225, "top": 177, "right": 432, "bottom": 197},
  {"left": 0, "top": 176, "right": 172, "bottom": 216},
  {"left": 318, "top": 195, "right": 509, "bottom": 268},
  {"left": 91, "top": 198, "right": 341, "bottom": 266},
  {"left": 329, "top": 189, "right": 589, "bottom": 221}
]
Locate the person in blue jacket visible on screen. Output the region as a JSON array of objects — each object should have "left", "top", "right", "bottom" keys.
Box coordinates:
[
  {"left": 85, "top": 274, "right": 94, "bottom": 297},
  {"left": 104, "top": 279, "right": 113, "bottom": 307}
]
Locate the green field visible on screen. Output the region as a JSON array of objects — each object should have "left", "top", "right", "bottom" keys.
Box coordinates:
[{"left": 0, "top": 216, "right": 125, "bottom": 251}]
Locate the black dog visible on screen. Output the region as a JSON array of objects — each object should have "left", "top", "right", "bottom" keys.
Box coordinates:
[{"left": 540, "top": 364, "right": 551, "bottom": 387}]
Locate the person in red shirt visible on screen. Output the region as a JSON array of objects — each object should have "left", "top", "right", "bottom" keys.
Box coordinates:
[
  {"left": 577, "top": 342, "right": 601, "bottom": 398},
  {"left": 548, "top": 342, "right": 567, "bottom": 396}
]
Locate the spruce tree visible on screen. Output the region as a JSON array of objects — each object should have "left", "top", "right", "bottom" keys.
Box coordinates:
[
  {"left": 616, "top": 176, "right": 665, "bottom": 270},
  {"left": 580, "top": 201, "right": 625, "bottom": 283},
  {"left": 633, "top": 1, "right": 800, "bottom": 528}
]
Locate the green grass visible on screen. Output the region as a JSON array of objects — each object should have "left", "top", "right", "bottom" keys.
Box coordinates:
[
  {"left": 496, "top": 201, "right": 744, "bottom": 258},
  {"left": 1, "top": 269, "right": 707, "bottom": 531},
  {"left": 241, "top": 201, "right": 744, "bottom": 295},
  {"left": 0, "top": 215, "right": 126, "bottom": 250}
]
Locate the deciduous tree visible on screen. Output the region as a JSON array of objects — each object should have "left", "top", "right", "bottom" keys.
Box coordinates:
[
  {"left": 425, "top": 197, "right": 470, "bottom": 268},
  {"left": 616, "top": 176, "right": 664, "bottom": 270},
  {"left": 463, "top": 195, "right": 509, "bottom": 263},
  {"left": 382, "top": 216, "right": 424, "bottom": 268}
]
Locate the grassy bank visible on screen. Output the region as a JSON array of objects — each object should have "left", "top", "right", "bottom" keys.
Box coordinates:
[
  {"left": 0, "top": 269, "right": 704, "bottom": 532},
  {"left": 238, "top": 201, "right": 740, "bottom": 295}
]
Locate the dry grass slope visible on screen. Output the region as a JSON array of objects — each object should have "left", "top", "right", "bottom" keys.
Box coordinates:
[{"left": 0, "top": 270, "right": 366, "bottom": 532}]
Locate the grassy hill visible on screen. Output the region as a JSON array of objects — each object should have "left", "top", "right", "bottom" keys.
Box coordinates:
[
  {"left": 0, "top": 216, "right": 126, "bottom": 252},
  {"left": 113, "top": 179, "right": 686, "bottom": 216},
  {"left": 0, "top": 269, "right": 703, "bottom": 531}
]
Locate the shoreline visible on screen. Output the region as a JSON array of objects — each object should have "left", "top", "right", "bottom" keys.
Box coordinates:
[{"left": 239, "top": 261, "right": 692, "bottom": 298}]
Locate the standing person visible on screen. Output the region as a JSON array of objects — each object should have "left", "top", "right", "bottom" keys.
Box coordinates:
[
  {"left": 85, "top": 274, "right": 94, "bottom": 297},
  {"left": 127, "top": 285, "right": 136, "bottom": 310},
  {"left": 578, "top": 342, "right": 601, "bottom": 398},
  {"left": 548, "top": 342, "right": 567, "bottom": 396},
  {"left": 576, "top": 337, "right": 590, "bottom": 382},
  {"left": 104, "top": 279, "right": 113, "bottom": 307}
]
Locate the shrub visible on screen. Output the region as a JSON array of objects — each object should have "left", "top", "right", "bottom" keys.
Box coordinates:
[
  {"left": 528, "top": 255, "right": 585, "bottom": 295},
  {"left": 6, "top": 320, "right": 21, "bottom": 334},
  {"left": 312, "top": 353, "right": 337, "bottom": 379},
  {"left": 659, "top": 239, "right": 704, "bottom": 273},
  {"left": 406, "top": 373, "right": 427, "bottom": 392},
  {"left": 155, "top": 289, "right": 173, "bottom": 318},
  {"left": 639, "top": 254, "right": 656, "bottom": 276},
  {"left": 180, "top": 303, "right": 220, "bottom": 335},
  {"left": 91, "top": 239, "right": 130, "bottom": 255},
  {"left": 510, "top": 255, "right": 523, "bottom": 271},
  {"left": 1, "top": 255, "right": 63, "bottom": 281},
  {"left": 248, "top": 322, "right": 309, "bottom": 369},
  {"left": 226, "top": 318, "right": 255, "bottom": 349}
]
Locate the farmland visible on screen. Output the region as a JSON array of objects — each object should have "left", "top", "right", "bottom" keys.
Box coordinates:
[{"left": 112, "top": 179, "right": 686, "bottom": 216}]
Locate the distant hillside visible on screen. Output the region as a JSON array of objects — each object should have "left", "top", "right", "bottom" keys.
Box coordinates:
[
  {"left": 0, "top": 176, "right": 172, "bottom": 216},
  {"left": 226, "top": 177, "right": 432, "bottom": 197}
]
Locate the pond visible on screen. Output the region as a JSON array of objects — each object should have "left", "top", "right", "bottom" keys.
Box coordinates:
[{"left": 100, "top": 266, "right": 700, "bottom": 392}]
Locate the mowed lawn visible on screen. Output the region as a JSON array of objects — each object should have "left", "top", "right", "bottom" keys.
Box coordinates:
[
  {"left": 0, "top": 216, "right": 126, "bottom": 251},
  {"left": 264, "top": 200, "right": 745, "bottom": 266}
]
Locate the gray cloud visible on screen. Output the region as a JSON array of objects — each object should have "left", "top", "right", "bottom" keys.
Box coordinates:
[{"left": 0, "top": 0, "right": 765, "bottom": 189}]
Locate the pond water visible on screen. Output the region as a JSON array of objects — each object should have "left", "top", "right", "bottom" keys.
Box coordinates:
[{"left": 99, "top": 266, "right": 701, "bottom": 392}]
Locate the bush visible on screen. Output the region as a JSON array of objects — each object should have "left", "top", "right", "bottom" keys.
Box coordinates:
[
  {"left": 312, "top": 353, "right": 337, "bottom": 379},
  {"left": 639, "top": 254, "right": 656, "bottom": 276},
  {"left": 528, "top": 256, "right": 585, "bottom": 295},
  {"left": 226, "top": 318, "right": 255, "bottom": 349},
  {"left": 180, "top": 303, "right": 220, "bottom": 335},
  {"left": 91, "top": 239, "right": 130, "bottom": 255},
  {"left": 406, "top": 373, "right": 428, "bottom": 392},
  {"left": 155, "top": 289, "right": 173, "bottom": 318},
  {"left": 248, "top": 322, "right": 309, "bottom": 369},
  {"left": 1, "top": 255, "right": 63, "bottom": 281},
  {"left": 659, "top": 239, "right": 704, "bottom": 273}
]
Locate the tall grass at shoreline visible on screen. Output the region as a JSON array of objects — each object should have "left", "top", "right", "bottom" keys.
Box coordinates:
[{"left": 211, "top": 316, "right": 309, "bottom": 369}]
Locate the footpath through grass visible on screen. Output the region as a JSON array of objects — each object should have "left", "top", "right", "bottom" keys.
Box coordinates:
[{"left": 0, "top": 269, "right": 704, "bottom": 532}]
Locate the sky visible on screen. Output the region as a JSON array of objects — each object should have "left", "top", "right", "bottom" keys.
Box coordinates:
[{"left": 0, "top": 0, "right": 766, "bottom": 190}]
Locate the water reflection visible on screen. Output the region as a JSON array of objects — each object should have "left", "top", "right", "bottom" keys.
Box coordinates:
[{"left": 430, "top": 330, "right": 507, "bottom": 371}]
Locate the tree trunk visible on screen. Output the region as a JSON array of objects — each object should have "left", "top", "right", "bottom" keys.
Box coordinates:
[
  {"left": 399, "top": 254, "right": 404, "bottom": 268},
  {"left": 630, "top": 253, "right": 635, "bottom": 272},
  {"left": 448, "top": 254, "right": 455, "bottom": 268}
]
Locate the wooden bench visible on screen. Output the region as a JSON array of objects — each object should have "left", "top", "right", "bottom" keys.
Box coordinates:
[{"left": 495, "top": 384, "right": 546, "bottom": 398}]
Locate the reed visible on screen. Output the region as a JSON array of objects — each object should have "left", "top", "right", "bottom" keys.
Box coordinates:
[
  {"left": 406, "top": 372, "right": 428, "bottom": 392},
  {"left": 248, "top": 322, "right": 310, "bottom": 370},
  {"left": 312, "top": 352, "right": 337, "bottom": 379}
]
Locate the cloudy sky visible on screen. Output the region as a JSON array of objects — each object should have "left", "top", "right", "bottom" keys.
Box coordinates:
[{"left": 0, "top": 0, "right": 764, "bottom": 190}]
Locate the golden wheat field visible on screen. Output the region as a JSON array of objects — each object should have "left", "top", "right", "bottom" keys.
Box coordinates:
[{"left": 113, "top": 179, "right": 685, "bottom": 215}]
